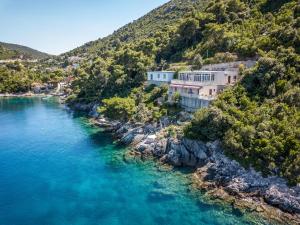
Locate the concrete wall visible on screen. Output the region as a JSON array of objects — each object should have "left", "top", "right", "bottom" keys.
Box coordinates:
[
  {"left": 180, "top": 97, "right": 211, "bottom": 112},
  {"left": 147, "top": 80, "right": 170, "bottom": 86},
  {"left": 201, "top": 60, "right": 256, "bottom": 71}
]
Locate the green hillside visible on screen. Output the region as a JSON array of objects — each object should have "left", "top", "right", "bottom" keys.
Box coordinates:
[
  {"left": 65, "top": 0, "right": 299, "bottom": 185},
  {"left": 1, "top": 0, "right": 298, "bottom": 184},
  {"left": 0, "top": 42, "right": 50, "bottom": 60},
  {"left": 66, "top": 0, "right": 209, "bottom": 57}
]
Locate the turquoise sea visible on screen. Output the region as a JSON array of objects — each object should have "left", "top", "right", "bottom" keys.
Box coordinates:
[{"left": 0, "top": 97, "right": 267, "bottom": 225}]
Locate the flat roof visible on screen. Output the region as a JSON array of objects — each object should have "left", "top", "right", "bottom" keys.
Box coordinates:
[
  {"left": 147, "top": 71, "right": 175, "bottom": 73},
  {"left": 179, "top": 70, "right": 226, "bottom": 73}
]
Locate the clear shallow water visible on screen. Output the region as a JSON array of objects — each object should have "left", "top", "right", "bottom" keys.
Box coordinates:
[{"left": 0, "top": 97, "right": 264, "bottom": 225}]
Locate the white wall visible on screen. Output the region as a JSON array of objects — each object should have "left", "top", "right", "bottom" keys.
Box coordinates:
[
  {"left": 147, "top": 72, "right": 174, "bottom": 82},
  {"left": 177, "top": 70, "right": 239, "bottom": 86}
]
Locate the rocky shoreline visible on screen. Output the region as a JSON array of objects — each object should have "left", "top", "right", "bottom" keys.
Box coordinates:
[{"left": 93, "top": 117, "right": 300, "bottom": 225}]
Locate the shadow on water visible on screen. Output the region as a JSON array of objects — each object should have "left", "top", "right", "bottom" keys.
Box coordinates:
[
  {"left": 69, "top": 110, "right": 88, "bottom": 119},
  {"left": 89, "top": 131, "right": 115, "bottom": 147},
  {"left": 86, "top": 128, "right": 128, "bottom": 172},
  {"left": 0, "top": 97, "right": 37, "bottom": 112}
]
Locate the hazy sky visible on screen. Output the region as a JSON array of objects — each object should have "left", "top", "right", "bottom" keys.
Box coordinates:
[{"left": 0, "top": 0, "right": 169, "bottom": 55}]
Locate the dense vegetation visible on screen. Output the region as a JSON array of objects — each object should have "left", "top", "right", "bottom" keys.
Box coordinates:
[
  {"left": 184, "top": 0, "right": 300, "bottom": 184},
  {"left": 66, "top": 0, "right": 210, "bottom": 104},
  {"left": 98, "top": 84, "right": 182, "bottom": 123},
  {"left": 0, "top": 62, "right": 65, "bottom": 93},
  {"left": 68, "top": 0, "right": 300, "bottom": 184},
  {"left": 66, "top": 0, "right": 208, "bottom": 57},
  {"left": 0, "top": 45, "right": 20, "bottom": 60},
  {"left": 0, "top": 42, "right": 49, "bottom": 60},
  {"left": 1, "top": 0, "right": 298, "bottom": 185}
]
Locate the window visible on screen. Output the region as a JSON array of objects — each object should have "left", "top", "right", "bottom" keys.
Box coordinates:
[
  {"left": 181, "top": 74, "right": 186, "bottom": 80},
  {"left": 228, "top": 76, "right": 231, "bottom": 84},
  {"left": 163, "top": 74, "right": 166, "bottom": 79},
  {"left": 233, "top": 76, "right": 237, "bottom": 81},
  {"left": 157, "top": 74, "right": 161, "bottom": 79},
  {"left": 211, "top": 74, "right": 215, "bottom": 81},
  {"left": 201, "top": 74, "right": 204, "bottom": 82},
  {"left": 150, "top": 74, "right": 153, "bottom": 80},
  {"left": 209, "top": 89, "right": 213, "bottom": 95}
]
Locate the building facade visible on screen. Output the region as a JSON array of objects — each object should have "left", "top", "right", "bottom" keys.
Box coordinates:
[
  {"left": 168, "top": 61, "right": 256, "bottom": 111},
  {"left": 147, "top": 71, "right": 175, "bottom": 86}
]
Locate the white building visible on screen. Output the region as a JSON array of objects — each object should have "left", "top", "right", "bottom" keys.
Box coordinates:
[
  {"left": 169, "top": 61, "right": 256, "bottom": 112},
  {"left": 147, "top": 71, "right": 175, "bottom": 86}
]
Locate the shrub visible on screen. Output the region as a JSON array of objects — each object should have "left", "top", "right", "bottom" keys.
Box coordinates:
[{"left": 98, "top": 97, "right": 136, "bottom": 121}]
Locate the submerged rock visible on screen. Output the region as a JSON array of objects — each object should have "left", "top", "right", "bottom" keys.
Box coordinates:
[
  {"left": 95, "top": 117, "right": 300, "bottom": 223},
  {"left": 147, "top": 190, "right": 176, "bottom": 203}
]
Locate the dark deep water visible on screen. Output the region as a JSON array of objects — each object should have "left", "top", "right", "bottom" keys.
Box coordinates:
[{"left": 0, "top": 97, "right": 267, "bottom": 225}]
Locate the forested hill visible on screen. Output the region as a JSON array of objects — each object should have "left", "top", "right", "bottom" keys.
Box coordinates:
[
  {"left": 65, "top": 0, "right": 209, "bottom": 57},
  {"left": 0, "top": 42, "right": 50, "bottom": 60},
  {"left": 64, "top": 0, "right": 299, "bottom": 185}
]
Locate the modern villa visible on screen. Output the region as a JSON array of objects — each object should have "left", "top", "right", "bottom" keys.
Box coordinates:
[
  {"left": 147, "top": 71, "right": 175, "bottom": 85},
  {"left": 148, "top": 61, "right": 256, "bottom": 112},
  {"left": 169, "top": 70, "right": 237, "bottom": 111}
]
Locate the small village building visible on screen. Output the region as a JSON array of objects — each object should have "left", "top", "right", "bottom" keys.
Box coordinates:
[{"left": 147, "top": 71, "right": 175, "bottom": 86}]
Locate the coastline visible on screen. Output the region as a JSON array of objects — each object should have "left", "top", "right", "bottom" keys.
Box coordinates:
[
  {"left": 91, "top": 116, "right": 300, "bottom": 225},
  {"left": 3, "top": 96, "right": 299, "bottom": 224},
  {"left": 0, "top": 93, "right": 52, "bottom": 98}
]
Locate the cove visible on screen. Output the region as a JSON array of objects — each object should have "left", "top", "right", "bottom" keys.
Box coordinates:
[{"left": 0, "top": 97, "right": 265, "bottom": 225}]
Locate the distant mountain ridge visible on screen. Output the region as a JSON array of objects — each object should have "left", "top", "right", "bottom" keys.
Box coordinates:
[
  {"left": 0, "top": 42, "right": 50, "bottom": 60},
  {"left": 65, "top": 0, "right": 208, "bottom": 57}
]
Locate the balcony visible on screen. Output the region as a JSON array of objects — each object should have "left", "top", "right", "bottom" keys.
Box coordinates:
[{"left": 171, "top": 79, "right": 216, "bottom": 86}]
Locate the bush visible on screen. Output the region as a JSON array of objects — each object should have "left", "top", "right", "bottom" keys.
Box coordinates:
[
  {"left": 184, "top": 107, "right": 231, "bottom": 141},
  {"left": 98, "top": 97, "right": 136, "bottom": 121}
]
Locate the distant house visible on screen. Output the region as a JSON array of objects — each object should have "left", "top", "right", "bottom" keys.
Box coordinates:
[
  {"left": 168, "top": 61, "right": 256, "bottom": 112},
  {"left": 32, "top": 83, "right": 48, "bottom": 94},
  {"left": 147, "top": 71, "right": 175, "bottom": 86},
  {"left": 68, "top": 56, "right": 82, "bottom": 64}
]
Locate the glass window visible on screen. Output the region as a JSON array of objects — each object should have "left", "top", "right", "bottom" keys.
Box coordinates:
[
  {"left": 163, "top": 74, "right": 166, "bottom": 79},
  {"left": 157, "top": 74, "right": 160, "bottom": 79}
]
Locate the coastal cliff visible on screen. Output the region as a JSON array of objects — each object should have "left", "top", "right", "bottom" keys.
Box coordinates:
[{"left": 93, "top": 117, "right": 300, "bottom": 225}]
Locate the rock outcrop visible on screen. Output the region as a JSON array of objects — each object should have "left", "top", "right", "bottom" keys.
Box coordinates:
[{"left": 94, "top": 119, "right": 300, "bottom": 224}]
